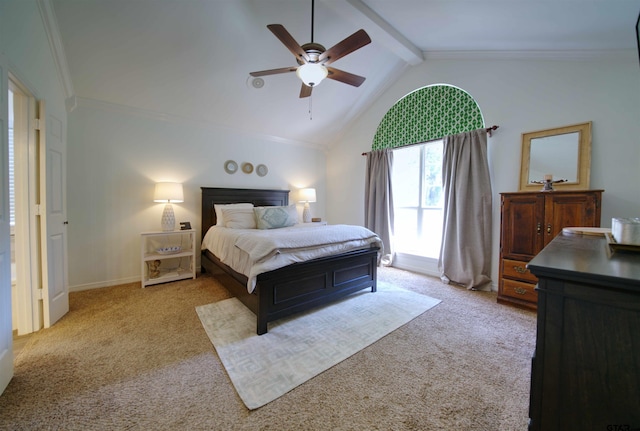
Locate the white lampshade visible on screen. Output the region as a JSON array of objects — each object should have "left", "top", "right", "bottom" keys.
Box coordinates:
[
  {"left": 296, "top": 63, "right": 328, "bottom": 87},
  {"left": 154, "top": 182, "right": 183, "bottom": 231},
  {"left": 298, "top": 188, "right": 316, "bottom": 203},
  {"left": 154, "top": 182, "right": 184, "bottom": 203}
]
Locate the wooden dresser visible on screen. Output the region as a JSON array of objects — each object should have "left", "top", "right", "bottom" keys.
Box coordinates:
[
  {"left": 527, "top": 233, "right": 640, "bottom": 431},
  {"left": 498, "top": 190, "right": 603, "bottom": 310}
]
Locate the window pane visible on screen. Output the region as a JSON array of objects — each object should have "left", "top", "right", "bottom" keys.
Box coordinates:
[
  {"left": 391, "top": 145, "right": 420, "bottom": 207},
  {"left": 392, "top": 140, "right": 444, "bottom": 259},
  {"left": 422, "top": 141, "right": 443, "bottom": 208},
  {"left": 393, "top": 208, "right": 418, "bottom": 251},
  {"left": 420, "top": 208, "right": 443, "bottom": 258}
]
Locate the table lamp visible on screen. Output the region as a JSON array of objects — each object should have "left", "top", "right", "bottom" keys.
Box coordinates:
[
  {"left": 154, "top": 182, "right": 184, "bottom": 231},
  {"left": 299, "top": 188, "right": 316, "bottom": 223}
]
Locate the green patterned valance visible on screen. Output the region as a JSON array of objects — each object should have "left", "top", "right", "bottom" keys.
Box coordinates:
[{"left": 372, "top": 84, "right": 484, "bottom": 150}]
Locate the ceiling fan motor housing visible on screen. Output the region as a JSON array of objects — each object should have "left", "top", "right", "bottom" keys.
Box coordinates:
[{"left": 297, "top": 42, "right": 326, "bottom": 65}]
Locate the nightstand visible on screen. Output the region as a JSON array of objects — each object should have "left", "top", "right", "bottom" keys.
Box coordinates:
[{"left": 140, "top": 229, "right": 196, "bottom": 287}]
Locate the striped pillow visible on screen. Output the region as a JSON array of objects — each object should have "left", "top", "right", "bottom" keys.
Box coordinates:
[
  {"left": 221, "top": 207, "right": 257, "bottom": 229},
  {"left": 214, "top": 203, "right": 253, "bottom": 226}
]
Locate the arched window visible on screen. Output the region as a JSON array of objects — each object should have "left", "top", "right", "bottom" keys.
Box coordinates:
[
  {"left": 375, "top": 84, "right": 484, "bottom": 261},
  {"left": 373, "top": 84, "right": 484, "bottom": 150}
]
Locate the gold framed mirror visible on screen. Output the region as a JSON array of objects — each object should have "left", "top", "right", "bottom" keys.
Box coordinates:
[{"left": 518, "top": 121, "right": 592, "bottom": 191}]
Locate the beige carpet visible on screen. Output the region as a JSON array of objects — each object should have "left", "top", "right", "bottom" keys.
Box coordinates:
[
  {"left": 0, "top": 267, "right": 536, "bottom": 431},
  {"left": 196, "top": 283, "right": 441, "bottom": 409}
]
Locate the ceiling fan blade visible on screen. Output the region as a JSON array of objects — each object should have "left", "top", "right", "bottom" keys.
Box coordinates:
[
  {"left": 318, "top": 29, "right": 371, "bottom": 65},
  {"left": 299, "top": 83, "right": 312, "bottom": 98},
  {"left": 267, "top": 24, "right": 309, "bottom": 63},
  {"left": 326, "top": 67, "right": 366, "bottom": 87},
  {"left": 250, "top": 67, "right": 297, "bottom": 77}
]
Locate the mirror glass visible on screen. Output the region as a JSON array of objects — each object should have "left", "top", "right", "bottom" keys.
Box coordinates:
[
  {"left": 519, "top": 122, "right": 592, "bottom": 191},
  {"left": 528, "top": 132, "right": 579, "bottom": 183}
]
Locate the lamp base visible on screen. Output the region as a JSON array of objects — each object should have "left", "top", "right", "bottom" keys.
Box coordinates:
[
  {"left": 161, "top": 203, "right": 176, "bottom": 231},
  {"left": 303, "top": 203, "right": 312, "bottom": 223}
]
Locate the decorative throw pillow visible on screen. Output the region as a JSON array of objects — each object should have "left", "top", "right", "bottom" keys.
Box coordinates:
[
  {"left": 214, "top": 203, "right": 253, "bottom": 226},
  {"left": 254, "top": 205, "right": 298, "bottom": 229},
  {"left": 222, "top": 207, "right": 257, "bottom": 229}
]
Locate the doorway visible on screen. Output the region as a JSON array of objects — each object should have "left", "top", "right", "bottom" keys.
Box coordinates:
[{"left": 9, "top": 76, "right": 42, "bottom": 336}]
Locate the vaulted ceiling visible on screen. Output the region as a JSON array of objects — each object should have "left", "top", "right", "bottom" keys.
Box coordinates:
[{"left": 51, "top": 0, "right": 640, "bottom": 148}]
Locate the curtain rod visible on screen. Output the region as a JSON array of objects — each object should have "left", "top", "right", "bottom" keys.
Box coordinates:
[{"left": 361, "top": 125, "right": 500, "bottom": 155}]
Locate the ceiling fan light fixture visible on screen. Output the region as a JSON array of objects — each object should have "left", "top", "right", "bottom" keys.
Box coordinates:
[{"left": 296, "top": 63, "right": 328, "bottom": 87}]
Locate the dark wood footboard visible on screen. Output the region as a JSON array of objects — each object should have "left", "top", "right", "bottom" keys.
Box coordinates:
[
  {"left": 255, "top": 247, "right": 377, "bottom": 334},
  {"left": 202, "top": 247, "right": 378, "bottom": 334}
]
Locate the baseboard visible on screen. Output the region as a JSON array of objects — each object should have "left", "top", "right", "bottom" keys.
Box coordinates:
[
  {"left": 69, "top": 266, "right": 203, "bottom": 292},
  {"left": 69, "top": 276, "right": 141, "bottom": 292}
]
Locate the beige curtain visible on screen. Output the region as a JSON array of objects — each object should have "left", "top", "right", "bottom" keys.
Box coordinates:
[
  {"left": 364, "top": 149, "right": 393, "bottom": 261},
  {"left": 438, "top": 129, "right": 492, "bottom": 290}
]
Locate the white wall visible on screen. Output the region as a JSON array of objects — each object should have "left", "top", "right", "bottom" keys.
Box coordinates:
[
  {"left": 66, "top": 99, "right": 327, "bottom": 290},
  {"left": 326, "top": 53, "right": 640, "bottom": 286},
  {"left": 1, "top": 1, "right": 68, "bottom": 115}
]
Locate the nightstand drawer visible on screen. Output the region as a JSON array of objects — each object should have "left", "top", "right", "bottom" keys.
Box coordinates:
[
  {"left": 502, "top": 259, "right": 538, "bottom": 283},
  {"left": 501, "top": 279, "right": 538, "bottom": 303}
]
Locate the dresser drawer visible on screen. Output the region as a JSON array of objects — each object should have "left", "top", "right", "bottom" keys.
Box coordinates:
[
  {"left": 502, "top": 259, "right": 538, "bottom": 283},
  {"left": 501, "top": 278, "right": 538, "bottom": 303}
]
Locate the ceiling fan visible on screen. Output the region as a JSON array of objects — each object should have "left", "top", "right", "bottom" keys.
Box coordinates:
[{"left": 249, "top": 0, "right": 371, "bottom": 98}]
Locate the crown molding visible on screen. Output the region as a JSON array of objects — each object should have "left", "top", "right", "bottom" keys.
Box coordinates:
[
  {"left": 424, "top": 49, "right": 635, "bottom": 61},
  {"left": 37, "top": 0, "right": 76, "bottom": 111}
]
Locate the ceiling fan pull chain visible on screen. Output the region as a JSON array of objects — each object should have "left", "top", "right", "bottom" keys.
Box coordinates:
[{"left": 309, "top": 95, "right": 313, "bottom": 120}]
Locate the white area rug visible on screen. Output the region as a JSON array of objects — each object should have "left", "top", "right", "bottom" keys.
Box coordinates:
[{"left": 196, "top": 282, "right": 441, "bottom": 409}]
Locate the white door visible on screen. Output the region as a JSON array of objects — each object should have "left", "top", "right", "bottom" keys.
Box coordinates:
[
  {"left": 10, "top": 78, "right": 40, "bottom": 336},
  {"left": 0, "top": 55, "right": 14, "bottom": 395},
  {"left": 38, "top": 101, "right": 69, "bottom": 327}
]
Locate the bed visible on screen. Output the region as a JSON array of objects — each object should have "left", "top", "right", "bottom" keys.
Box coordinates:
[{"left": 200, "top": 187, "right": 380, "bottom": 335}]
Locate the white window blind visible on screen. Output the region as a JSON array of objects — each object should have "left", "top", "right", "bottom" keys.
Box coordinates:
[{"left": 8, "top": 89, "right": 15, "bottom": 228}]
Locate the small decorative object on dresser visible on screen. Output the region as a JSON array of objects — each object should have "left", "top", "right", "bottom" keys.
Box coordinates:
[{"left": 497, "top": 189, "right": 603, "bottom": 310}]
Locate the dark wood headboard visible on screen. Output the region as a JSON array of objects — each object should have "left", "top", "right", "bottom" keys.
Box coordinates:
[{"left": 200, "top": 187, "right": 290, "bottom": 239}]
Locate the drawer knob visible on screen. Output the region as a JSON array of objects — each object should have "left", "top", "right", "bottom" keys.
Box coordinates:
[
  {"left": 513, "top": 265, "right": 528, "bottom": 274},
  {"left": 513, "top": 287, "right": 528, "bottom": 295}
]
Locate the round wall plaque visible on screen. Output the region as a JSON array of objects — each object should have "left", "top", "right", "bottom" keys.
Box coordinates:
[{"left": 224, "top": 160, "right": 238, "bottom": 174}]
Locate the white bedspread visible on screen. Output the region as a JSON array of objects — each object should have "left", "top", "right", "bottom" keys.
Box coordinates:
[{"left": 201, "top": 224, "right": 383, "bottom": 292}]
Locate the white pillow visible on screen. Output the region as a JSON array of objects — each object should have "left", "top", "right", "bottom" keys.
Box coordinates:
[
  {"left": 221, "top": 207, "right": 257, "bottom": 229},
  {"left": 254, "top": 205, "right": 298, "bottom": 229},
  {"left": 214, "top": 203, "right": 253, "bottom": 226}
]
